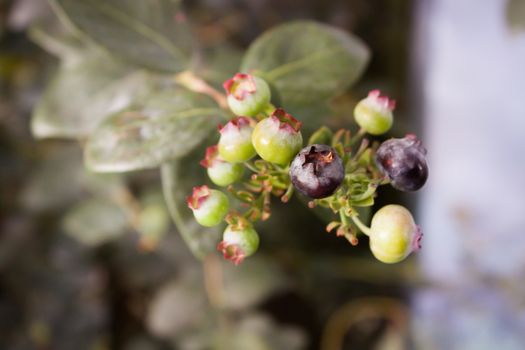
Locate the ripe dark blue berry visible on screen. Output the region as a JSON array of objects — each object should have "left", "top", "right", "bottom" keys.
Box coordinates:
[
  {"left": 375, "top": 134, "right": 428, "bottom": 192},
  {"left": 289, "top": 144, "right": 344, "bottom": 199}
]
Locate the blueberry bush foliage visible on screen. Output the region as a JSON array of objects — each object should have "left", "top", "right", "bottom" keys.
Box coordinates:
[{"left": 31, "top": 0, "right": 427, "bottom": 267}]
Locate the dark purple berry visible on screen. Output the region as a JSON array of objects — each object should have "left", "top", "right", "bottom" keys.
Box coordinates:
[
  {"left": 289, "top": 144, "right": 344, "bottom": 199},
  {"left": 375, "top": 134, "right": 428, "bottom": 192}
]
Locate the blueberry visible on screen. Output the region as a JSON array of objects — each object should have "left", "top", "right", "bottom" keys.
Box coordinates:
[
  {"left": 375, "top": 134, "right": 428, "bottom": 192},
  {"left": 289, "top": 144, "right": 344, "bottom": 199}
]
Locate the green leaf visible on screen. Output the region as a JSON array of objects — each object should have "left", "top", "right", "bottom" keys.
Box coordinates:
[
  {"left": 29, "top": 19, "right": 84, "bottom": 60},
  {"left": 241, "top": 20, "right": 369, "bottom": 116},
  {"left": 20, "top": 146, "right": 123, "bottom": 211},
  {"left": 62, "top": 197, "right": 128, "bottom": 246},
  {"left": 85, "top": 88, "right": 221, "bottom": 172},
  {"left": 51, "top": 0, "right": 192, "bottom": 72},
  {"left": 161, "top": 160, "right": 221, "bottom": 260},
  {"left": 196, "top": 44, "right": 244, "bottom": 89},
  {"left": 31, "top": 50, "right": 162, "bottom": 139}
]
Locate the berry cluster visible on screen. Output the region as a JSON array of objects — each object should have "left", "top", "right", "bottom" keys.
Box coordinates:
[{"left": 187, "top": 74, "right": 428, "bottom": 265}]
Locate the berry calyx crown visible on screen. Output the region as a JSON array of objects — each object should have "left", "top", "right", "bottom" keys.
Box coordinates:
[
  {"left": 367, "top": 89, "right": 396, "bottom": 111},
  {"left": 186, "top": 185, "right": 211, "bottom": 210},
  {"left": 223, "top": 73, "right": 257, "bottom": 100},
  {"left": 217, "top": 241, "right": 245, "bottom": 265},
  {"left": 200, "top": 145, "right": 221, "bottom": 168},
  {"left": 219, "top": 116, "right": 254, "bottom": 135},
  {"left": 270, "top": 108, "right": 302, "bottom": 133}
]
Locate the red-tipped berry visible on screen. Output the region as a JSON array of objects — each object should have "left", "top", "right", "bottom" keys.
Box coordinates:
[
  {"left": 289, "top": 144, "right": 344, "bottom": 199},
  {"left": 252, "top": 108, "right": 303, "bottom": 165},
  {"left": 218, "top": 117, "right": 257, "bottom": 163},
  {"left": 369, "top": 204, "right": 422, "bottom": 263},
  {"left": 217, "top": 224, "right": 260, "bottom": 265},
  {"left": 223, "top": 73, "right": 271, "bottom": 116},
  {"left": 354, "top": 90, "right": 395, "bottom": 135},
  {"left": 375, "top": 134, "right": 428, "bottom": 192},
  {"left": 187, "top": 186, "right": 229, "bottom": 227},
  {"left": 201, "top": 146, "right": 244, "bottom": 186}
]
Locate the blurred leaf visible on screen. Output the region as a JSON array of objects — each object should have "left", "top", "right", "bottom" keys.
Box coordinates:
[
  {"left": 197, "top": 44, "right": 244, "bottom": 89},
  {"left": 241, "top": 20, "right": 369, "bottom": 118},
  {"left": 221, "top": 257, "right": 288, "bottom": 310},
  {"left": 214, "top": 313, "right": 307, "bottom": 350},
  {"left": 147, "top": 279, "right": 208, "bottom": 338},
  {"left": 137, "top": 191, "right": 171, "bottom": 249},
  {"left": 51, "top": 0, "right": 193, "bottom": 72},
  {"left": 85, "top": 89, "right": 221, "bottom": 172},
  {"left": 29, "top": 18, "right": 87, "bottom": 60},
  {"left": 507, "top": 0, "right": 525, "bottom": 33},
  {"left": 161, "top": 160, "right": 221, "bottom": 260},
  {"left": 62, "top": 197, "right": 127, "bottom": 246},
  {"left": 20, "top": 147, "right": 123, "bottom": 211},
  {"left": 32, "top": 50, "right": 162, "bottom": 139}
]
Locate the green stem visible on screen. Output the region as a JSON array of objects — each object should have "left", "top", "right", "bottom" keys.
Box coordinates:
[
  {"left": 339, "top": 210, "right": 350, "bottom": 227},
  {"left": 349, "top": 128, "right": 367, "bottom": 147},
  {"left": 350, "top": 215, "right": 374, "bottom": 237},
  {"left": 281, "top": 183, "right": 294, "bottom": 202},
  {"left": 243, "top": 161, "right": 259, "bottom": 173}
]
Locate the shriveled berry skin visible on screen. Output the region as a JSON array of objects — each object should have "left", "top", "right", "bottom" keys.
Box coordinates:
[
  {"left": 375, "top": 134, "right": 428, "bottom": 192},
  {"left": 289, "top": 144, "right": 344, "bottom": 199},
  {"left": 369, "top": 204, "right": 422, "bottom": 263}
]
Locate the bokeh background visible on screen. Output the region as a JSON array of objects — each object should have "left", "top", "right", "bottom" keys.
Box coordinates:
[{"left": 1, "top": 0, "right": 525, "bottom": 349}]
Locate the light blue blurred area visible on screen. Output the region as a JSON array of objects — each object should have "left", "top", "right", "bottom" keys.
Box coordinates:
[{"left": 414, "top": 0, "right": 525, "bottom": 348}]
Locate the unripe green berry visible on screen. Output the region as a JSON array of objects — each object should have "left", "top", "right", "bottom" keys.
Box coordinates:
[
  {"left": 201, "top": 145, "right": 244, "bottom": 186},
  {"left": 218, "top": 117, "right": 257, "bottom": 163},
  {"left": 223, "top": 73, "right": 271, "bottom": 117},
  {"left": 252, "top": 108, "right": 303, "bottom": 165},
  {"left": 217, "top": 224, "right": 260, "bottom": 265},
  {"left": 187, "top": 186, "right": 229, "bottom": 227},
  {"left": 354, "top": 90, "right": 395, "bottom": 135},
  {"left": 369, "top": 204, "right": 422, "bottom": 264}
]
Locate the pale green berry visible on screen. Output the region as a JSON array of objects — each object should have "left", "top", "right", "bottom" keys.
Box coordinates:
[
  {"left": 354, "top": 90, "right": 395, "bottom": 135},
  {"left": 369, "top": 204, "right": 422, "bottom": 263},
  {"left": 217, "top": 224, "right": 260, "bottom": 265},
  {"left": 252, "top": 108, "right": 303, "bottom": 165},
  {"left": 223, "top": 73, "right": 271, "bottom": 116},
  {"left": 201, "top": 145, "right": 244, "bottom": 186},
  {"left": 187, "top": 186, "right": 229, "bottom": 227},
  {"left": 218, "top": 117, "right": 257, "bottom": 163}
]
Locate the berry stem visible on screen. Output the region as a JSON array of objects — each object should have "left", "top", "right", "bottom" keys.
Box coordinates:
[
  {"left": 339, "top": 209, "right": 350, "bottom": 227},
  {"left": 243, "top": 161, "right": 259, "bottom": 173},
  {"left": 349, "top": 128, "right": 367, "bottom": 147},
  {"left": 350, "top": 214, "right": 374, "bottom": 237},
  {"left": 174, "top": 71, "right": 229, "bottom": 112},
  {"left": 281, "top": 183, "right": 294, "bottom": 203}
]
